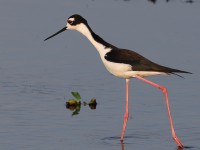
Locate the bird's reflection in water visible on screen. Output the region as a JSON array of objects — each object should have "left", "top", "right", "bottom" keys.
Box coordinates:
[
  {"left": 177, "top": 146, "right": 183, "bottom": 150},
  {"left": 102, "top": 136, "right": 190, "bottom": 150},
  {"left": 120, "top": 142, "right": 125, "bottom": 150},
  {"left": 120, "top": 141, "right": 186, "bottom": 150},
  {"left": 148, "top": 0, "right": 195, "bottom": 3},
  {"left": 121, "top": 142, "right": 185, "bottom": 150}
]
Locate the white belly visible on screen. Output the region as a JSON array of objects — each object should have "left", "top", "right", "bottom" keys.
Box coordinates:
[
  {"left": 102, "top": 58, "right": 133, "bottom": 78},
  {"left": 98, "top": 48, "right": 132, "bottom": 78}
]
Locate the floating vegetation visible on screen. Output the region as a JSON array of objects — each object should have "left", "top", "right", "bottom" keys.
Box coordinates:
[
  {"left": 89, "top": 98, "right": 97, "bottom": 109},
  {"left": 66, "top": 92, "right": 81, "bottom": 106},
  {"left": 66, "top": 92, "right": 97, "bottom": 116},
  {"left": 84, "top": 98, "right": 97, "bottom": 110}
]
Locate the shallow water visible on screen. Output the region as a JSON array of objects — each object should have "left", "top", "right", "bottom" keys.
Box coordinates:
[{"left": 0, "top": 0, "right": 200, "bottom": 150}]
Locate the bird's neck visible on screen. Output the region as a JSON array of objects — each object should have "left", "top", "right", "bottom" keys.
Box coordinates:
[{"left": 76, "top": 24, "right": 116, "bottom": 53}]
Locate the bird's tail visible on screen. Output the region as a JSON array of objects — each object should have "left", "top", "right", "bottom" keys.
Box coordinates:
[{"left": 170, "top": 69, "right": 192, "bottom": 78}]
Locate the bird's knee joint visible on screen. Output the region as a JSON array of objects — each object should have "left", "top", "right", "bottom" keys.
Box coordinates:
[
  {"left": 124, "top": 113, "right": 129, "bottom": 120},
  {"left": 159, "top": 86, "right": 167, "bottom": 93}
]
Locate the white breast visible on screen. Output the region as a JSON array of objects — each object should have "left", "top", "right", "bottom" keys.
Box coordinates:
[{"left": 95, "top": 47, "right": 132, "bottom": 78}]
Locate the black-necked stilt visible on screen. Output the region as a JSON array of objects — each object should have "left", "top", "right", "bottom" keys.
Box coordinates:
[{"left": 44, "top": 14, "right": 191, "bottom": 148}]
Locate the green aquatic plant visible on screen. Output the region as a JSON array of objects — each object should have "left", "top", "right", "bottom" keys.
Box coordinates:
[
  {"left": 66, "top": 92, "right": 97, "bottom": 116},
  {"left": 66, "top": 92, "right": 81, "bottom": 106},
  {"left": 71, "top": 92, "right": 81, "bottom": 101},
  {"left": 88, "top": 98, "right": 97, "bottom": 109}
]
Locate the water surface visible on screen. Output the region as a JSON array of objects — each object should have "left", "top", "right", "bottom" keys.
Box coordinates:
[{"left": 0, "top": 0, "right": 200, "bottom": 150}]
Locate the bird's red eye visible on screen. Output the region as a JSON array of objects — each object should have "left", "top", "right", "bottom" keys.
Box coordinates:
[{"left": 68, "top": 20, "right": 73, "bottom": 24}]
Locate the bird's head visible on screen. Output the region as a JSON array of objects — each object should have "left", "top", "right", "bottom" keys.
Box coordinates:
[
  {"left": 44, "top": 14, "right": 89, "bottom": 41},
  {"left": 67, "top": 14, "right": 88, "bottom": 30}
]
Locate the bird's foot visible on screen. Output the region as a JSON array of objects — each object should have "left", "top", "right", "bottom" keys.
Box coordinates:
[{"left": 173, "top": 135, "right": 184, "bottom": 148}]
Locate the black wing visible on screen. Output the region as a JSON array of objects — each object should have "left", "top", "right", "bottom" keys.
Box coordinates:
[{"left": 104, "top": 48, "right": 191, "bottom": 74}]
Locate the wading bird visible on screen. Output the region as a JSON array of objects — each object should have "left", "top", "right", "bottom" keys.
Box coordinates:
[{"left": 44, "top": 14, "right": 191, "bottom": 148}]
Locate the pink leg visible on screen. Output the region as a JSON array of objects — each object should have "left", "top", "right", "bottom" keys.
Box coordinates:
[
  {"left": 135, "top": 76, "right": 184, "bottom": 148},
  {"left": 120, "top": 79, "right": 130, "bottom": 142}
]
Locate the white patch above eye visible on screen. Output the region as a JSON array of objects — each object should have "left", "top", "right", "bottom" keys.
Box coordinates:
[
  {"left": 66, "top": 18, "right": 75, "bottom": 28},
  {"left": 68, "top": 18, "right": 75, "bottom": 22}
]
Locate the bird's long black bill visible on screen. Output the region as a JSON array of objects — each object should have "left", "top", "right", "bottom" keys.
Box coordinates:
[{"left": 44, "top": 27, "right": 67, "bottom": 41}]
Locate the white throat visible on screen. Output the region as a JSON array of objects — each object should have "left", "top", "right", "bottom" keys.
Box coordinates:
[
  {"left": 75, "top": 24, "right": 110, "bottom": 54},
  {"left": 71, "top": 23, "right": 120, "bottom": 77}
]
